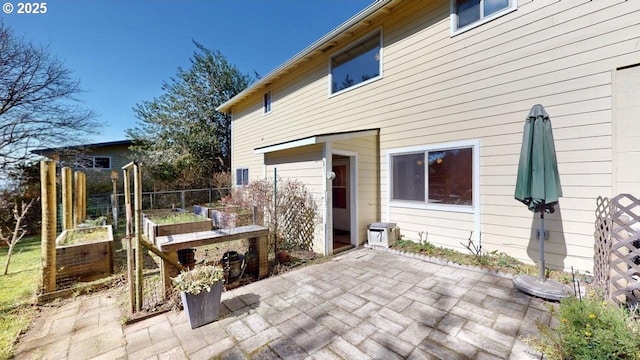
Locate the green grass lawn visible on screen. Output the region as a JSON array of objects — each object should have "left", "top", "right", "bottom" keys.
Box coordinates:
[{"left": 0, "top": 236, "right": 41, "bottom": 360}]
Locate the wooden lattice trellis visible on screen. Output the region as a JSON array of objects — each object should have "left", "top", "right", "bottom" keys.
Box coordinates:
[
  {"left": 594, "top": 194, "right": 640, "bottom": 306},
  {"left": 594, "top": 196, "right": 612, "bottom": 295},
  {"left": 279, "top": 200, "right": 316, "bottom": 251}
]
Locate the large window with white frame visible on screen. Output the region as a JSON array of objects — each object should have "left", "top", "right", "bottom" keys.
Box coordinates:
[
  {"left": 451, "top": 0, "right": 516, "bottom": 34},
  {"left": 330, "top": 30, "right": 382, "bottom": 95},
  {"left": 390, "top": 143, "right": 476, "bottom": 209}
]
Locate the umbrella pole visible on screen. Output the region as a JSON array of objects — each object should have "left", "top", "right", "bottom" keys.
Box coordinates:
[{"left": 538, "top": 204, "right": 546, "bottom": 283}]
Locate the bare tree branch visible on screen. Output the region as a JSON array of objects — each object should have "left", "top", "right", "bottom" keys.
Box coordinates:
[
  {"left": 2, "top": 197, "right": 36, "bottom": 275},
  {"left": 0, "top": 23, "right": 100, "bottom": 176}
]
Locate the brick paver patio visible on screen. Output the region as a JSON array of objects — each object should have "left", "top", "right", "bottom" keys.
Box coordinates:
[{"left": 15, "top": 248, "right": 550, "bottom": 359}]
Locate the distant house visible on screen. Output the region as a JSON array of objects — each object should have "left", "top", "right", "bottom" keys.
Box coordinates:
[
  {"left": 217, "top": 0, "right": 640, "bottom": 272},
  {"left": 32, "top": 140, "right": 133, "bottom": 191}
]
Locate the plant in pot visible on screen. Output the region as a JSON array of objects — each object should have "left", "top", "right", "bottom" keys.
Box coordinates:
[{"left": 172, "top": 264, "right": 224, "bottom": 329}]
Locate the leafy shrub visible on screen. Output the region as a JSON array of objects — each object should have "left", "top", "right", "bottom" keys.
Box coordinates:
[
  {"left": 527, "top": 295, "right": 640, "bottom": 360},
  {"left": 151, "top": 212, "right": 207, "bottom": 225},
  {"left": 172, "top": 265, "right": 224, "bottom": 295},
  {"left": 225, "top": 177, "right": 319, "bottom": 254},
  {"left": 58, "top": 226, "right": 109, "bottom": 246}
]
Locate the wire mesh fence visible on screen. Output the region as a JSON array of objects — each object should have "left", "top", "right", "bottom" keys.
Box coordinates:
[{"left": 55, "top": 181, "right": 322, "bottom": 315}]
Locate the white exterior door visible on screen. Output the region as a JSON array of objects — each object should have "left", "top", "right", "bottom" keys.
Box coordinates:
[{"left": 332, "top": 157, "right": 350, "bottom": 232}]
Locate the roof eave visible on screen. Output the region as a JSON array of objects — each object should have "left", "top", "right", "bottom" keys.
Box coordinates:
[
  {"left": 30, "top": 139, "right": 134, "bottom": 155},
  {"left": 254, "top": 128, "right": 379, "bottom": 154}
]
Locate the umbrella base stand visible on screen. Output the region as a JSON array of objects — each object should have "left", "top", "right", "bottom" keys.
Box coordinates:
[{"left": 513, "top": 274, "right": 573, "bottom": 301}]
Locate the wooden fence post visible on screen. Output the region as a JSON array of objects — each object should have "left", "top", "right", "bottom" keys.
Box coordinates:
[
  {"left": 40, "top": 160, "right": 57, "bottom": 293},
  {"left": 133, "top": 164, "right": 143, "bottom": 311},
  {"left": 61, "top": 167, "right": 73, "bottom": 231},
  {"left": 80, "top": 172, "right": 87, "bottom": 223},
  {"left": 123, "top": 167, "right": 135, "bottom": 314}
]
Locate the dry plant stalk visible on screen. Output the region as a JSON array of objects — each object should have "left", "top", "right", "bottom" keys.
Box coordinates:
[{"left": 2, "top": 198, "right": 36, "bottom": 275}]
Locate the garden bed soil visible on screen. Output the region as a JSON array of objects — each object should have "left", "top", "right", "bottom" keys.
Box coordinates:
[
  {"left": 55, "top": 225, "right": 115, "bottom": 287},
  {"left": 56, "top": 226, "right": 112, "bottom": 246},
  {"left": 193, "top": 204, "right": 254, "bottom": 229},
  {"left": 143, "top": 210, "right": 213, "bottom": 245}
]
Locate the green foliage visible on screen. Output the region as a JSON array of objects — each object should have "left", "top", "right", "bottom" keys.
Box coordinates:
[
  {"left": 58, "top": 227, "right": 109, "bottom": 246},
  {"left": 172, "top": 265, "right": 224, "bottom": 295},
  {"left": 1, "top": 161, "right": 41, "bottom": 237},
  {"left": 226, "top": 178, "right": 319, "bottom": 254},
  {"left": 392, "top": 239, "right": 538, "bottom": 274},
  {"left": 150, "top": 212, "right": 208, "bottom": 225},
  {"left": 126, "top": 41, "right": 255, "bottom": 188},
  {"left": 0, "top": 236, "right": 40, "bottom": 360},
  {"left": 527, "top": 296, "right": 640, "bottom": 360}
]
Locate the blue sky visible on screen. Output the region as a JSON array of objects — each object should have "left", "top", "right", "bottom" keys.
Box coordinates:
[{"left": 1, "top": 0, "right": 373, "bottom": 144}]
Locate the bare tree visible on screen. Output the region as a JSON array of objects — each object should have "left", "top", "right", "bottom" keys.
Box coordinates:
[
  {"left": 0, "top": 22, "right": 99, "bottom": 175},
  {"left": 2, "top": 198, "right": 36, "bottom": 275}
]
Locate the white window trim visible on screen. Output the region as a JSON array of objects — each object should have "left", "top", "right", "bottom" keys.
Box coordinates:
[
  {"left": 235, "top": 167, "right": 249, "bottom": 187},
  {"left": 328, "top": 28, "right": 383, "bottom": 98},
  {"left": 263, "top": 91, "right": 272, "bottom": 115},
  {"left": 450, "top": 0, "right": 517, "bottom": 36},
  {"left": 386, "top": 139, "right": 480, "bottom": 214}
]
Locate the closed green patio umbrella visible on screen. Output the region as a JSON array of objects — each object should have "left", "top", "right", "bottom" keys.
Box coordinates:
[
  {"left": 513, "top": 104, "right": 570, "bottom": 300},
  {"left": 515, "top": 104, "right": 562, "bottom": 215}
]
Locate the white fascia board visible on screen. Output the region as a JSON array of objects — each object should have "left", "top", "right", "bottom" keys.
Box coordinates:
[
  {"left": 254, "top": 129, "right": 379, "bottom": 155},
  {"left": 254, "top": 137, "right": 317, "bottom": 154},
  {"left": 316, "top": 129, "right": 379, "bottom": 143}
]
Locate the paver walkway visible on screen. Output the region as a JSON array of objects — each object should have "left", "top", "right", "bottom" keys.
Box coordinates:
[{"left": 15, "top": 248, "right": 550, "bottom": 359}]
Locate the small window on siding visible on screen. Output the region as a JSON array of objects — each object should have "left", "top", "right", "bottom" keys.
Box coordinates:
[
  {"left": 330, "top": 30, "right": 381, "bottom": 94},
  {"left": 451, "top": 0, "right": 516, "bottom": 34},
  {"left": 94, "top": 157, "right": 111, "bottom": 169},
  {"left": 235, "top": 168, "right": 248, "bottom": 186},
  {"left": 263, "top": 91, "right": 271, "bottom": 114},
  {"left": 74, "top": 155, "right": 111, "bottom": 170}
]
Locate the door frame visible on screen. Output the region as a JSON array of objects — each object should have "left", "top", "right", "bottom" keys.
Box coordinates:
[{"left": 332, "top": 150, "right": 358, "bottom": 249}]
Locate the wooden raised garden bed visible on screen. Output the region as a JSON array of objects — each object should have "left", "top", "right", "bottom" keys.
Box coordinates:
[
  {"left": 193, "top": 204, "right": 254, "bottom": 229},
  {"left": 55, "top": 225, "right": 114, "bottom": 286},
  {"left": 143, "top": 209, "right": 213, "bottom": 245}
]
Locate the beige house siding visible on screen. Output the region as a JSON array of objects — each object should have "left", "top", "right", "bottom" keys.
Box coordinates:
[
  {"left": 37, "top": 143, "right": 133, "bottom": 193},
  {"left": 79, "top": 144, "right": 131, "bottom": 185},
  {"left": 264, "top": 145, "right": 326, "bottom": 254},
  {"left": 231, "top": 113, "right": 268, "bottom": 185},
  {"left": 229, "top": 0, "right": 640, "bottom": 272}
]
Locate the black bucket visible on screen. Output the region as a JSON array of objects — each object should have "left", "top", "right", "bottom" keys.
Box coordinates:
[
  {"left": 221, "top": 251, "right": 245, "bottom": 282},
  {"left": 177, "top": 248, "right": 197, "bottom": 269}
]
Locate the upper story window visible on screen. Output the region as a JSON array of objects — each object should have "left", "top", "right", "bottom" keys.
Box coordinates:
[
  {"left": 330, "top": 30, "right": 382, "bottom": 95},
  {"left": 451, "top": 0, "right": 516, "bottom": 34},
  {"left": 75, "top": 155, "right": 111, "bottom": 170},
  {"left": 263, "top": 91, "right": 272, "bottom": 114}
]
